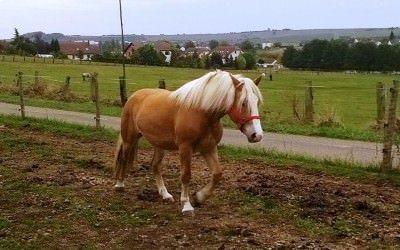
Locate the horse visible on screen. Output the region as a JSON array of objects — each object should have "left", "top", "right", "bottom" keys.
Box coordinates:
[
  {"left": 114, "top": 70, "right": 264, "bottom": 214},
  {"left": 82, "top": 73, "right": 92, "bottom": 81}
]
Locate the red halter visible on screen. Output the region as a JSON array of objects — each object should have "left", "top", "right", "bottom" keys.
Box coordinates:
[{"left": 227, "top": 106, "right": 261, "bottom": 131}]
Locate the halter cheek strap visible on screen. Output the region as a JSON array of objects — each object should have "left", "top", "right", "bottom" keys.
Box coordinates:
[{"left": 227, "top": 106, "right": 261, "bottom": 131}]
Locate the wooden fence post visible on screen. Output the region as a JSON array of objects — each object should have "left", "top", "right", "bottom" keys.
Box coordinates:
[
  {"left": 158, "top": 79, "right": 166, "bottom": 89},
  {"left": 34, "top": 71, "right": 39, "bottom": 85},
  {"left": 119, "top": 76, "right": 127, "bottom": 106},
  {"left": 304, "top": 80, "right": 314, "bottom": 123},
  {"left": 91, "top": 73, "right": 101, "bottom": 129},
  {"left": 17, "top": 72, "right": 25, "bottom": 119},
  {"left": 376, "top": 82, "right": 386, "bottom": 122},
  {"left": 382, "top": 80, "right": 399, "bottom": 170},
  {"left": 65, "top": 76, "right": 71, "bottom": 89}
]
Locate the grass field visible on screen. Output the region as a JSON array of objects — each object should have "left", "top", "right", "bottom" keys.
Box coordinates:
[{"left": 1, "top": 55, "right": 399, "bottom": 141}]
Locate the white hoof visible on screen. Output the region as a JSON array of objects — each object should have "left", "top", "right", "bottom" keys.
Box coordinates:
[
  {"left": 162, "top": 193, "right": 175, "bottom": 202},
  {"left": 114, "top": 181, "right": 125, "bottom": 192},
  {"left": 181, "top": 201, "right": 194, "bottom": 214},
  {"left": 159, "top": 188, "right": 174, "bottom": 202}
]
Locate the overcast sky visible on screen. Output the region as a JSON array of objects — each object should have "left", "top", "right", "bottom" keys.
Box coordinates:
[{"left": 0, "top": 0, "right": 398, "bottom": 39}]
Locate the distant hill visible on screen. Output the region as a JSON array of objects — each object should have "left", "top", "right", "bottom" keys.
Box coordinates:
[{"left": 24, "top": 28, "right": 399, "bottom": 44}]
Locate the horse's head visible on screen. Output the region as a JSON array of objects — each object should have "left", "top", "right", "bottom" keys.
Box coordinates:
[{"left": 228, "top": 74, "right": 264, "bottom": 143}]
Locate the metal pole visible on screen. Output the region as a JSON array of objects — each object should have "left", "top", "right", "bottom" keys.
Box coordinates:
[
  {"left": 119, "top": 0, "right": 127, "bottom": 106},
  {"left": 119, "top": 0, "right": 126, "bottom": 79}
]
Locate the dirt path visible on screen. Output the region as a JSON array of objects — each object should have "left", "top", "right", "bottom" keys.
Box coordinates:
[{"left": 1, "top": 126, "right": 400, "bottom": 249}]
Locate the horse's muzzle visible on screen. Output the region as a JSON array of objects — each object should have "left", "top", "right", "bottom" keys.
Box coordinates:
[{"left": 248, "top": 132, "right": 263, "bottom": 143}]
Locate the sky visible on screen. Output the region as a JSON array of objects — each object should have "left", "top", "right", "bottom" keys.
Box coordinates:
[{"left": 0, "top": 0, "right": 399, "bottom": 40}]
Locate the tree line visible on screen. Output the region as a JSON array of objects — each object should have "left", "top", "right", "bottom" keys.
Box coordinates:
[
  {"left": 0, "top": 29, "right": 61, "bottom": 56},
  {"left": 282, "top": 39, "right": 400, "bottom": 71}
]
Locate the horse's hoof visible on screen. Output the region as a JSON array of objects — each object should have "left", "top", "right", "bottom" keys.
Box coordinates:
[
  {"left": 182, "top": 209, "right": 195, "bottom": 216},
  {"left": 114, "top": 186, "right": 125, "bottom": 192},
  {"left": 163, "top": 196, "right": 175, "bottom": 202},
  {"left": 181, "top": 201, "right": 194, "bottom": 215}
]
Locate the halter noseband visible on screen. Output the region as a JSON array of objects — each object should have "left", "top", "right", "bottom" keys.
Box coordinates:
[{"left": 227, "top": 106, "right": 261, "bottom": 131}]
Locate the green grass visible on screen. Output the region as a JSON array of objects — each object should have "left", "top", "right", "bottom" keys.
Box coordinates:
[{"left": 0, "top": 114, "right": 118, "bottom": 141}]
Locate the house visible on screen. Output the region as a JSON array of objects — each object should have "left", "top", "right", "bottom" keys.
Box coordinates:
[
  {"left": 185, "top": 47, "right": 210, "bottom": 58},
  {"left": 154, "top": 40, "right": 173, "bottom": 64},
  {"left": 124, "top": 41, "right": 145, "bottom": 58},
  {"left": 257, "top": 59, "right": 277, "bottom": 68},
  {"left": 124, "top": 40, "right": 173, "bottom": 64},
  {"left": 59, "top": 41, "right": 100, "bottom": 60},
  {"left": 213, "top": 45, "right": 242, "bottom": 64},
  {"left": 262, "top": 42, "right": 273, "bottom": 49}
]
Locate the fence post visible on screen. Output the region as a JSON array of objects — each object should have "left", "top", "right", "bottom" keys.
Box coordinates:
[
  {"left": 376, "top": 82, "right": 386, "bottom": 122},
  {"left": 34, "top": 71, "right": 39, "bottom": 85},
  {"left": 91, "top": 73, "right": 101, "bottom": 129},
  {"left": 304, "top": 80, "right": 314, "bottom": 123},
  {"left": 119, "top": 76, "right": 127, "bottom": 106},
  {"left": 17, "top": 72, "right": 25, "bottom": 119},
  {"left": 382, "top": 80, "right": 399, "bottom": 170},
  {"left": 158, "top": 79, "right": 166, "bottom": 89},
  {"left": 65, "top": 76, "right": 71, "bottom": 89}
]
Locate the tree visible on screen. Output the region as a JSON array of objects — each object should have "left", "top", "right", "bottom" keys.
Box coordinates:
[
  {"left": 10, "top": 28, "right": 35, "bottom": 55},
  {"left": 301, "top": 39, "right": 330, "bottom": 69},
  {"left": 240, "top": 39, "right": 255, "bottom": 52},
  {"left": 134, "top": 44, "right": 164, "bottom": 66},
  {"left": 208, "top": 40, "right": 219, "bottom": 50},
  {"left": 210, "top": 52, "right": 223, "bottom": 68},
  {"left": 389, "top": 30, "right": 395, "bottom": 41},
  {"left": 184, "top": 41, "right": 195, "bottom": 49},
  {"left": 50, "top": 39, "right": 60, "bottom": 54},
  {"left": 32, "top": 33, "right": 49, "bottom": 54},
  {"left": 242, "top": 52, "right": 256, "bottom": 69},
  {"left": 282, "top": 46, "right": 300, "bottom": 68},
  {"left": 235, "top": 55, "right": 247, "bottom": 70}
]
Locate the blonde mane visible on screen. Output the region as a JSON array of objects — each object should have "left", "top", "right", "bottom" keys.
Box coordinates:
[{"left": 170, "top": 71, "right": 263, "bottom": 113}]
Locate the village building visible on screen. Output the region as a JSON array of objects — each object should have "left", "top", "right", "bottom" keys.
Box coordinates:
[
  {"left": 124, "top": 40, "right": 173, "bottom": 64},
  {"left": 59, "top": 41, "right": 100, "bottom": 60},
  {"left": 213, "top": 45, "right": 242, "bottom": 64}
]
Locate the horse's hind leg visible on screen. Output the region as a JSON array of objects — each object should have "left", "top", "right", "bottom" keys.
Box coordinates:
[
  {"left": 179, "top": 144, "right": 194, "bottom": 214},
  {"left": 195, "top": 146, "right": 222, "bottom": 204},
  {"left": 114, "top": 133, "right": 139, "bottom": 191},
  {"left": 152, "top": 148, "right": 174, "bottom": 201}
]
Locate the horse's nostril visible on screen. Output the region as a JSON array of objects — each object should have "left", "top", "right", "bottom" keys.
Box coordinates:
[{"left": 251, "top": 133, "right": 257, "bottom": 140}]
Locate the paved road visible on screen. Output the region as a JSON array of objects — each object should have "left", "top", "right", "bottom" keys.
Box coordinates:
[{"left": 0, "top": 102, "right": 384, "bottom": 165}]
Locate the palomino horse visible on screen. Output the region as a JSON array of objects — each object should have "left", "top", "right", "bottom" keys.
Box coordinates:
[{"left": 114, "top": 70, "right": 263, "bottom": 213}]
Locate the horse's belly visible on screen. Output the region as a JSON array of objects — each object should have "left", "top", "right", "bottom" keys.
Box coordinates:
[{"left": 144, "top": 134, "right": 178, "bottom": 150}]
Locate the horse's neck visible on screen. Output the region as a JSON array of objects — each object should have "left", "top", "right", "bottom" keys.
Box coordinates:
[{"left": 206, "top": 110, "right": 226, "bottom": 123}]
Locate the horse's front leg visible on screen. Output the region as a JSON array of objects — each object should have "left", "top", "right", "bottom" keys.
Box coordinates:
[
  {"left": 178, "top": 144, "right": 194, "bottom": 214},
  {"left": 195, "top": 146, "right": 222, "bottom": 204}
]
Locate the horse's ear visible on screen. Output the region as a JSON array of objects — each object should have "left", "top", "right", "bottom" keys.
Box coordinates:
[
  {"left": 253, "top": 73, "right": 265, "bottom": 86},
  {"left": 230, "top": 74, "right": 243, "bottom": 90}
]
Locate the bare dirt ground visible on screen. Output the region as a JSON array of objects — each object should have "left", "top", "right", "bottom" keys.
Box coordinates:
[{"left": 1, "top": 126, "right": 400, "bottom": 249}]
